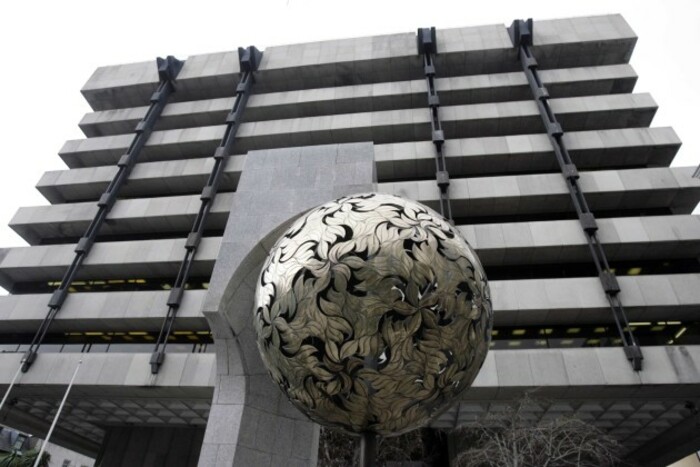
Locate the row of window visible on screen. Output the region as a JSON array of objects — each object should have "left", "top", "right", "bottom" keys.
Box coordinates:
[
  {"left": 0, "top": 322, "right": 695, "bottom": 354},
  {"left": 9, "top": 256, "right": 700, "bottom": 297},
  {"left": 11, "top": 277, "right": 212, "bottom": 295},
  {"left": 0, "top": 342, "right": 213, "bottom": 354},
  {"left": 0, "top": 330, "right": 214, "bottom": 354},
  {"left": 489, "top": 321, "right": 698, "bottom": 349}
]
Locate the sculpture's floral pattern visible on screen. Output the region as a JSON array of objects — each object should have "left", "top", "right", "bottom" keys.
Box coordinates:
[{"left": 254, "top": 193, "right": 492, "bottom": 436}]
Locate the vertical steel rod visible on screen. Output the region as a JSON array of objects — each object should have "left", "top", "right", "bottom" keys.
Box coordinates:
[
  {"left": 33, "top": 359, "right": 82, "bottom": 467},
  {"left": 359, "top": 432, "right": 377, "bottom": 467},
  {"left": 417, "top": 27, "right": 453, "bottom": 223},
  {"left": 22, "top": 56, "right": 183, "bottom": 373},
  {"left": 508, "top": 18, "right": 643, "bottom": 371},
  {"left": 150, "top": 46, "right": 262, "bottom": 374}
]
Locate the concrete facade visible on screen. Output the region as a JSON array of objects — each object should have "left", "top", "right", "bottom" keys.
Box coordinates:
[{"left": 0, "top": 13, "right": 699, "bottom": 467}]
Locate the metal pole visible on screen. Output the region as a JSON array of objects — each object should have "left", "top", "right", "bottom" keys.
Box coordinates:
[
  {"left": 0, "top": 362, "right": 23, "bottom": 413},
  {"left": 359, "top": 432, "right": 377, "bottom": 467},
  {"left": 33, "top": 359, "right": 82, "bottom": 467}
]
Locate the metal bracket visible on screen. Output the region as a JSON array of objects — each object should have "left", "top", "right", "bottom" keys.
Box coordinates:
[
  {"left": 117, "top": 154, "right": 132, "bottom": 168},
  {"left": 417, "top": 27, "right": 437, "bottom": 55},
  {"left": 149, "top": 352, "right": 165, "bottom": 374},
  {"left": 579, "top": 212, "right": 598, "bottom": 233},
  {"left": 185, "top": 232, "right": 201, "bottom": 250},
  {"left": 436, "top": 171, "right": 450, "bottom": 190},
  {"left": 97, "top": 192, "right": 116, "bottom": 210},
  {"left": 167, "top": 287, "right": 185, "bottom": 308},
  {"left": 600, "top": 271, "right": 621, "bottom": 295},
  {"left": 562, "top": 163, "right": 579, "bottom": 180},
  {"left": 48, "top": 289, "right": 68, "bottom": 309},
  {"left": 74, "top": 237, "right": 92, "bottom": 255},
  {"left": 238, "top": 46, "right": 263, "bottom": 73},
  {"left": 157, "top": 55, "right": 185, "bottom": 83},
  {"left": 508, "top": 18, "right": 533, "bottom": 48},
  {"left": 624, "top": 345, "right": 644, "bottom": 372}
]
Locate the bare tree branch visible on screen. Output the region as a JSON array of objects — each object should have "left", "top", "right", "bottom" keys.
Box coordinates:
[{"left": 454, "top": 394, "right": 624, "bottom": 467}]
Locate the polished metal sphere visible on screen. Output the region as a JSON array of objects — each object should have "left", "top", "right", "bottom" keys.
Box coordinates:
[{"left": 254, "top": 193, "right": 492, "bottom": 436}]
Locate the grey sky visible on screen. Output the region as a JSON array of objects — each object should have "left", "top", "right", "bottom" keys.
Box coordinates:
[{"left": 0, "top": 0, "right": 697, "bottom": 255}]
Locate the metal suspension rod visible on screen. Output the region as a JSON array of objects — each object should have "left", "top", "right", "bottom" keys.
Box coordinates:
[
  {"left": 21, "top": 56, "right": 184, "bottom": 373},
  {"left": 508, "top": 18, "right": 642, "bottom": 371},
  {"left": 417, "top": 27, "right": 453, "bottom": 223},
  {"left": 150, "top": 46, "right": 262, "bottom": 374},
  {"left": 32, "top": 359, "right": 82, "bottom": 467}
]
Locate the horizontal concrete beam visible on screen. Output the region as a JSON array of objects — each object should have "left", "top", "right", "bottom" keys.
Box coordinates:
[
  {"left": 1, "top": 274, "right": 696, "bottom": 334},
  {"left": 463, "top": 215, "right": 700, "bottom": 266},
  {"left": 21, "top": 168, "right": 700, "bottom": 250},
  {"left": 460, "top": 345, "right": 700, "bottom": 399},
  {"left": 16, "top": 175, "right": 700, "bottom": 263},
  {"left": 81, "top": 15, "right": 636, "bottom": 110},
  {"left": 0, "top": 237, "right": 221, "bottom": 290},
  {"left": 376, "top": 126, "right": 680, "bottom": 181},
  {"left": 37, "top": 156, "right": 243, "bottom": 204},
  {"left": 0, "top": 352, "right": 216, "bottom": 388},
  {"left": 250, "top": 63, "right": 636, "bottom": 123},
  {"left": 11, "top": 192, "right": 233, "bottom": 244},
  {"left": 38, "top": 127, "right": 679, "bottom": 205},
  {"left": 257, "top": 15, "right": 635, "bottom": 94},
  {"left": 81, "top": 51, "right": 241, "bottom": 111},
  {"left": 79, "top": 64, "right": 638, "bottom": 137},
  {"left": 382, "top": 166, "right": 700, "bottom": 218},
  {"left": 492, "top": 274, "right": 700, "bottom": 325},
  {"left": 0, "top": 289, "right": 209, "bottom": 333},
  {"left": 60, "top": 93, "right": 657, "bottom": 168}
]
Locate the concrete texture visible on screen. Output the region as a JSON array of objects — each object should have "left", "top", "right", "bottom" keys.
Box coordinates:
[
  {"left": 1, "top": 273, "right": 697, "bottom": 335},
  {"left": 37, "top": 155, "right": 242, "bottom": 203},
  {"left": 0, "top": 237, "right": 221, "bottom": 290},
  {"left": 10, "top": 192, "right": 232, "bottom": 244},
  {"left": 81, "top": 15, "right": 635, "bottom": 109},
  {"left": 59, "top": 93, "right": 657, "bottom": 168},
  {"left": 37, "top": 126, "right": 679, "bottom": 206},
  {"left": 198, "top": 142, "right": 375, "bottom": 466},
  {"left": 0, "top": 289, "right": 209, "bottom": 333},
  {"left": 382, "top": 166, "right": 700, "bottom": 218},
  {"left": 82, "top": 51, "right": 240, "bottom": 111},
  {"left": 78, "top": 64, "right": 637, "bottom": 138}
]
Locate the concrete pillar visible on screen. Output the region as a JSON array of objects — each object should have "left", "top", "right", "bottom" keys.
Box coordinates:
[{"left": 199, "top": 143, "right": 376, "bottom": 466}]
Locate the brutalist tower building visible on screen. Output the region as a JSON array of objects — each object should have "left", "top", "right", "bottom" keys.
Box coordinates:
[{"left": 0, "top": 14, "right": 698, "bottom": 467}]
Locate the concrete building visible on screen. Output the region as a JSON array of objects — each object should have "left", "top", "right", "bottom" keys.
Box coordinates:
[{"left": 0, "top": 13, "right": 698, "bottom": 466}]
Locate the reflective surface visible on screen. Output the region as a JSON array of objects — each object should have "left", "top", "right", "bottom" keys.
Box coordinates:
[{"left": 254, "top": 193, "right": 492, "bottom": 435}]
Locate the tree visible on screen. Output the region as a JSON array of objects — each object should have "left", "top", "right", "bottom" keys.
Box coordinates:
[
  {"left": 0, "top": 449, "right": 50, "bottom": 467},
  {"left": 454, "top": 395, "right": 623, "bottom": 467}
]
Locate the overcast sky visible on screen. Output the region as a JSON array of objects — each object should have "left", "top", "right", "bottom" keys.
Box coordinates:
[{"left": 0, "top": 0, "right": 697, "bottom": 254}]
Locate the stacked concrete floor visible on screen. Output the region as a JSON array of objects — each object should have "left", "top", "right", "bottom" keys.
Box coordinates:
[{"left": 0, "top": 14, "right": 699, "bottom": 466}]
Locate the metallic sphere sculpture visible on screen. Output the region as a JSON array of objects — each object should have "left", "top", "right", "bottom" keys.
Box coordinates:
[{"left": 254, "top": 193, "right": 492, "bottom": 436}]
